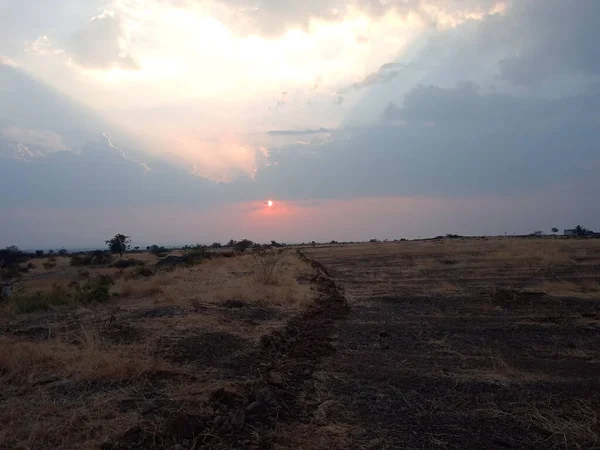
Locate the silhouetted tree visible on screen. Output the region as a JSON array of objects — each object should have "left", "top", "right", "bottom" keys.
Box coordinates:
[
  {"left": 574, "top": 225, "right": 589, "bottom": 236},
  {"left": 551, "top": 227, "right": 559, "bottom": 234},
  {"left": 233, "top": 239, "right": 254, "bottom": 252},
  {"left": 105, "top": 234, "right": 131, "bottom": 257}
]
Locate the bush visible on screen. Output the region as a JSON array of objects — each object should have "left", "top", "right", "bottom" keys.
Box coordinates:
[
  {"left": 35, "top": 250, "right": 45, "bottom": 257},
  {"left": 1, "top": 246, "right": 29, "bottom": 280},
  {"left": 127, "top": 266, "right": 155, "bottom": 279},
  {"left": 233, "top": 239, "right": 254, "bottom": 252},
  {"left": 181, "top": 246, "right": 206, "bottom": 266},
  {"left": 70, "top": 251, "right": 113, "bottom": 266},
  {"left": 12, "top": 285, "right": 71, "bottom": 314},
  {"left": 148, "top": 245, "right": 169, "bottom": 256},
  {"left": 75, "top": 275, "right": 114, "bottom": 304},
  {"left": 251, "top": 248, "right": 288, "bottom": 285},
  {"left": 110, "top": 258, "right": 145, "bottom": 269},
  {"left": 11, "top": 275, "right": 115, "bottom": 314},
  {"left": 43, "top": 261, "right": 57, "bottom": 269}
]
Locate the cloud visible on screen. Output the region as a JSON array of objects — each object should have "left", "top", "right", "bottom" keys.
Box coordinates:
[
  {"left": 495, "top": 0, "right": 600, "bottom": 86},
  {"left": 0, "top": 54, "right": 16, "bottom": 67},
  {"left": 66, "top": 11, "right": 139, "bottom": 70},
  {"left": 267, "top": 128, "right": 332, "bottom": 136},
  {"left": 27, "top": 11, "right": 138, "bottom": 71},
  {"left": 209, "top": 0, "right": 506, "bottom": 36},
  {"left": 338, "top": 62, "right": 409, "bottom": 95},
  {"left": 249, "top": 83, "right": 600, "bottom": 200}
]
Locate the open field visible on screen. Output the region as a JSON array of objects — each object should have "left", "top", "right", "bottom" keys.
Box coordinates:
[
  {"left": 296, "top": 237, "right": 600, "bottom": 449},
  {"left": 1, "top": 237, "right": 600, "bottom": 449}
]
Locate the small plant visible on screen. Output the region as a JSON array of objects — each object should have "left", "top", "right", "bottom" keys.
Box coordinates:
[
  {"left": 251, "top": 247, "right": 288, "bottom": 285},
  {"left": 78, "top": 268, "right": 90, "bottom": 278},
  {"left": 43, "top": 261, "right": 57, "bottom": 269}
]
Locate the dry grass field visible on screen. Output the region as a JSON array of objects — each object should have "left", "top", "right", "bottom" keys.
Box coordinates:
[
  {"left": 296, "top": 237, "right": 600, "bottom": 449},
  {"left": 1, "top": 237, "right": 599, "bottom": 449},
  {"left": 0, "top": 249, "right": 321, "bottom": 450}
]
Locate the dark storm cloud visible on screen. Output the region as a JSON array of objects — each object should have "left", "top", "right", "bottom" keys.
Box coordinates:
[
  {"left": 496, "top": 0, "right": 600, "bottom": 85},
  {"left": 246, "top": 83, "right": 600, "bottom": 200}
]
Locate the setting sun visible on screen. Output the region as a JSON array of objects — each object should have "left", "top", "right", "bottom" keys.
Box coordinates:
[{"left": 267, "top": 200, "right": 274, "bottom": 207}]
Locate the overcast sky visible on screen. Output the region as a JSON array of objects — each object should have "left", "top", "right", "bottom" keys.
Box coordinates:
[{"left": 1, "top": 0, "right": 599, "bottom": 247}]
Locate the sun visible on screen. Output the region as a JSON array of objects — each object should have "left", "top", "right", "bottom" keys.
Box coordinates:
[{"left": 267, "top": 200, "right": 274, "bottom": 207}]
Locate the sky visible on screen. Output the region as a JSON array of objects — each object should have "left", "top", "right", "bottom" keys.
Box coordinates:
[{"left": 1, "top": 0, "right": 599, "bottom": 248}]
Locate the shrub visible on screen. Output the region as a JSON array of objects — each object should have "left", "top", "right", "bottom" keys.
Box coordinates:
[
  {"left": 43, "top": 261, "right": 56, "bottom": 269},
  {"left": 58, "top": 248, "right": 69, "bottom": 256},
  {"left": 1, "top": 246, "right": 29, "bottom": 280},
  {"left": 11, "top": 276, "right": 115, "bottom": 314},
  {"left": 181, "top": 246, "right": 206, "bottom": 266},
  {"left": 127, "top": 266, "right": 155, "bottom": 279},
  {"left": 148, "top": 245, "right": 169, "bottom": 256},
  {"left": 233, "top": 239, "right": 254, "bottom": 252},
  {"left": 70, "top": 251, "right": 113, "bottom": 267},
  {"left": 12, "top": 285, "right": 72, "bottom": 314},
  {"left": 75, "top": 275, "right": 114, "bottom": 304},
  {"left": 34, "top": 250, "right": 45, "bottom": 257},
  {"left": 251, "top": 247, "right": 288, "bottom": 285},
  {"left": 110, "top": 258, "right": 145, "bottom": 269}
]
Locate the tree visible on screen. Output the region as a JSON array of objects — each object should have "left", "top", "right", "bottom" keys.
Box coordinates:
[
  {"left": 58, "top": 248, "right": 68, "bottom": 256},
  {"left": 574, "top": 225, "right": 589, "bottom": 236},
  {"left": 551, "top": 227, "right": 559, "bottom": 234},
  {"left": 134, "top": 246, "right": 140, "bottom": 251},
  {"left": 105, "top": 234, "right": 131, "bottom": 257},
  {"left": 233, "top": 239, "right": 254, "bottom": 252}
]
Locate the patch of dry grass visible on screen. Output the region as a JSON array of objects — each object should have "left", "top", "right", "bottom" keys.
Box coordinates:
[{"left": 0, "top": 250, "right": 316, "bottom": 449}]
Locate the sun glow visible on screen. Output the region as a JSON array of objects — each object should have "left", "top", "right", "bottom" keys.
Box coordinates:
[{"left": 267, "top": 200, "right": 274, "bottom": 207}]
